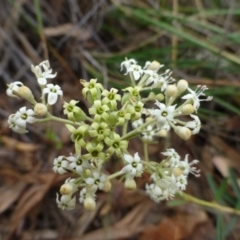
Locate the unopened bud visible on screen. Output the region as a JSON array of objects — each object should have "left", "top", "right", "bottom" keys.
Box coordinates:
[
  {"left": 103, "top": 181, "right": 112, "bottom": 192},
  {"left": 148, "top": 92, "right": 155, "bottom": 101},
  {"left": 60, "top": 183, "right": 73, "bottom": 195},
  {"left": 180, "top": 104, "right": 194, "bottom": 115},
  {"left": 165, "top": 85, "right": 178, "bottom": 98},
  {"left": 18, "top": 86, "right": 35, "bottom": 104},
  {"left": 84, "top": 197, "right": 96, "bottom": 211},
  {"left": 175, "top": 126, "right": 192, "bottom": 141},
  {"left": 85, "top": 169, "right": 92, "bottom": 176},
  {"left": 124, "top": 178, "right": 136, "bottom": 190},
  {"left": 146, "top": 117, "right": 154, "bottom": 123},
  {"left": 172, "top": 168, "right": 183, "bottom": 177},
  {"left": 177, "top": 79, "right": 188, "bottom": 95},
  {"left": 156, "top": 93, "right": 164, "bottom": 101},
  {"left": 34, "top": 103, "right": 47, "bottom": 116},
  {"left": 157, "top": 129, "right": 168, "bottom": 137},
  {"left": 147, "top": 61, "right": 163, "bottom": 71}
]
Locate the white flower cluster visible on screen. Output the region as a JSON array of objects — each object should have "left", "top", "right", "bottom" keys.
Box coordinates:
[
  {"left": 146, "top": 149, "right": 200, "bottom": 202},
  {"left": 53, "top": 153, "right": 108, "bottom": 210},
  {"left": 6, "top": 61, "right": 62, "bottom": 134},
  {"left": 6, "top": 58, "right": 211, "bottom": 211},
  {"left": 122, "top": 58, "right": 212, "bottom": 142}
]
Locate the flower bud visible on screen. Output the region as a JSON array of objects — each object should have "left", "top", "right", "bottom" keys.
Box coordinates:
[
  {"left": 180, "top": 104, "right": 194, "bottom": 115},
  {"left": 157, "top": 129, "right": 168, "bottom": 137},
  {"left": 146, "top": 117, "right": 154, "bottom": 123},
  {"left": 148, "top": 92, "right": 155, "bottom": 101},
  {"left": 172, "top": 168, "right": 183, "bottom": 177},
  {"left": 156, "top": 93, "right": 164, "bottom": 101},
  {"left": 103, "top": 180, "right": 112, "bottom": 192},
  {"left": 175, "top": 126, "right": 192, "bottom": 141},
  {"left": 124, "top": 178, "right": 136, "bottom": 190},
  {"left": 18, "top": 86, "right": 35, "bottom": 104},
  {"left": 85, "top": 169, "right": 92, "bottom": 176},
  {"left": 147, "top": 61, "right": 163, "bottom": 71},
  {"left": 165, "top": 85, "right": 178, "bottom": 98},
  {"left": 177, "top": 79, "right": 188, "bottom": 95},
  {"left": 60, "top": 183, "right": 73, "bottom": 195},
  {"left": 34, "top": 103, "right": 47, "bottom": 116},
  {"left": 84, "top": 197, "right": 96, "bottom": 211}
]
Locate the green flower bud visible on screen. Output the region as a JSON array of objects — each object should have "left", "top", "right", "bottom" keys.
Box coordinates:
[
  {"left": 107, "top": 112, "right": 119, "bottom": 127},
  {"left": 156, "top": 93, "right": 164, "bottom": 101},
  {"left": 121, "top": 92, "right": 131, "bottom": 106}
]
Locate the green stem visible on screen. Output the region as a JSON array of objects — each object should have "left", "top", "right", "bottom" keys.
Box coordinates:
[
  {"left": 122, "top": 120, "right": 128, "bottom": 136},
  {"left": 36, "top": 114, "right": 81, "bottom": 125},
  {"left": 86, "top": 116, "right": 94, "bottom": 122},
  {"left": 129, "top": 72, "right": 136, "bottom": 87},
  {"left": 180, "top": 193, "right": 240, "bottom": 216},
  {"left": 143, "top": 142, "right": 149, "bottom": 162},
  {"left": 107, "top": 171, "right": 124, "bottom": 180},
  {"left": 121, "top": 119, "right": 156, "bottom": 140}
]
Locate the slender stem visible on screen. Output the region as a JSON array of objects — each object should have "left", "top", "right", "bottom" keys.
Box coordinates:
[
  {"left": 180, "top": 193, "right": 240, "bottom": 216},
  {"left": 143, "top": 142, "right": 149, "bottom": 162},
  {"left": 129, "top": 72, "right": 136, "bottom": 87},
  {"left": 122, "top": 120, "right": 128, "bottom": 136},
  {"left": 36, "top": 114, "right": 81, "bottom": 126},
  {"left": 86, "top": 116, "right": 94, "bottom": 122},
  {"left": 107, "top": 171, "right": 124, "bottom": 180},
  {"left": 121, "top": 119, "right": 156, "bottom": 140}
]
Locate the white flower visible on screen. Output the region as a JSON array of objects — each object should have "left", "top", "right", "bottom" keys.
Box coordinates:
[
  {"left": 121, "top": 152, "right": 143, "bottom": 177},
  {"left": 142, "top": 125, "right": 155, "bottom": 141},
  {"left": 149, "top": 101, "right": 176, "bottom": 129},
  {"left": 79, "top": 188, "right": 96, "bottom": 203},
  {"left": 6, "top": 81, "right": 23, "bottom": 98},
  {"left": 8, "top": 114, "right": 28, "bottom": 134},
  {"left": 178, "top": 155, "right": 200, "bottom": 177},
  {"left": 125, "top": 64, "right": 143, "bottom": 80},
  {"left": 14, "top": 107, "right": 36, "bottom": 129},
  {"left": 31, "top": 60, "right": 57, "bottom": 85},
  {"left": 143, "top": 61, "right": 151, "bottom": 69},
  {"left": 157, "top": 69, "right": 175, "bottom": 91},
  {"left": 56, "top": 193, "right": 76, "bottom": 210},
  {"left": 185, "top": 114, "right": 201, "bottom": 134},
  {"left": 85, "top": 170, "right": 107, "bottom": 191},
  {"left": 42, "top": 83, "right": 63, "bottom": 105},
  {"left": 182, "top": 85, "right": 213, "bottom": 111},
  {"left": 162, "top": 148, "right": 180, "bottom": 166},
  {"left": 53, "top": 156, "right": 69, "bottom": 174},
  {"left": 132, "top": 118, "right": 143, "bottom": 129},
  {"left": 146, "top": 184, "right": 169, "bottom": 202},
  {"left": 66, "top": 153, "right": 90, "bottom": 174},
  {"left": 175, "top": 175, "right": 187, "bottom": 190},
  {"left": 120, "top": 58, "right": 137, "bottom": 72},
  {"left": 144, "top": 70, "right": 160, "bottom": 85}
]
